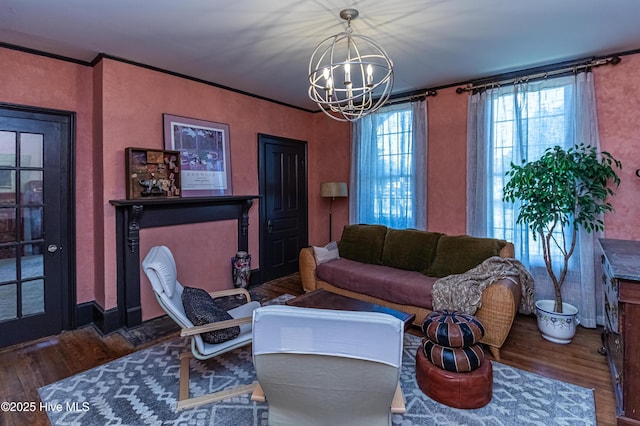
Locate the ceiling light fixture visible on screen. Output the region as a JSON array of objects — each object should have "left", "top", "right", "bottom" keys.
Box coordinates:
[{"left": 308, "top": 9, "right": 394, "bottom": 122}]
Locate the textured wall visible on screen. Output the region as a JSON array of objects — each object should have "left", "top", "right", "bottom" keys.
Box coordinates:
[
  {"left": 0, "top": 47, "right": 96, "bottom": 304},
  {"left": 426, "top": 87, "right": 469, "bottom": 235},
  {"left": 1, "top": 45, "right": 638, "bottom": 322},
  {"left": 97, "top": 59, "right": 348, "bottom": 317},
  {"left": 594, "top": 55, "right": 640, "bottom": 240}
]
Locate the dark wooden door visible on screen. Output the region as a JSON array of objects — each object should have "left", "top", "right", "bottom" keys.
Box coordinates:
[
  {"left": 258, "top": 134, "right": 308, "bottom": 282},
  {"left": 0, "top": 105, "right": 74, "bottom": 348}
]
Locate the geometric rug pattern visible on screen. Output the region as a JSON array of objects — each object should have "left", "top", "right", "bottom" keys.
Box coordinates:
[{"left": 39, "top": 333, "right": 596, "bottom": 425}]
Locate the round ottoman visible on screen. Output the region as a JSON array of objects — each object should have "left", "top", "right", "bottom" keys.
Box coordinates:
[
  {"left": 422, "top": 338, "right": 485, "bottom": 372},
  {"left": 415, "top": 345, "right": 493, "bottom": 409},
  {"left": 422, "top": 309, "right": 485, "bottom": 348}
]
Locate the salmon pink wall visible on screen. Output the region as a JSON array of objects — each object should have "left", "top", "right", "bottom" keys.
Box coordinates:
[
  {"left": 308, "top": 114, "right": 351, "bottom": 246},
  {"left": 139, "top": 222, "right": 238, "bottom": 320},
  {"left": 2, "top": 45, "right": 639, "bottom": 327},
  {"left": 0, "top": 47, "right": 96, "bottom": 304},
  {"left": 594, "top": 55, "right": 640, "bottom": 240},
  {"left": 426, "top": 87, "right": 468, "bottom": 235},
  {"left": 424, "top": 61, "right": 640, "bottom": 239},
  {"left": 97, "top": 59, "right": 348, "bottom": 316}
]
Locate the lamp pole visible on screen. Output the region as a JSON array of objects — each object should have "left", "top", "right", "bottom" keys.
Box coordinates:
[
  {"left": 320, "top": 182, "right": 348, "bottom": 243},
  {"left": 328, "top": 196, "right": 335, "bottom": 241}
]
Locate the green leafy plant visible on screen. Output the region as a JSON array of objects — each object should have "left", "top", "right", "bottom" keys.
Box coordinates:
[{"left": 503, "top": 144, "right": 622, "bottom": 313}]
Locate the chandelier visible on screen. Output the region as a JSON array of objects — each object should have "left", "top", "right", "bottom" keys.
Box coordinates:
[{"left": 308, "top": 9, "right": 394, "bottom": 122}]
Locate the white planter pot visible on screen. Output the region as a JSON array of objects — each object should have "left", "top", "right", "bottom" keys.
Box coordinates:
[{"left": 535, "top": 300, "right": 579, "bottom": 344}]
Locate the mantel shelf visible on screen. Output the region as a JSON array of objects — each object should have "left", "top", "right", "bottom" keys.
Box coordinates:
[{"left": 109, "top": 195, "right": 259, "bottom": 208}]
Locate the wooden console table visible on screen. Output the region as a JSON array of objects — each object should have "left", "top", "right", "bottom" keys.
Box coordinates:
[
  {"left": 600, "top": 238, "right": 640, "bottom": 425},
  {"left": 110, "top": 196, "right": 258, "bottom": 330}
]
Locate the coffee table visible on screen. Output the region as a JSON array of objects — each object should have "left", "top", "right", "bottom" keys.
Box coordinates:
[{"left": 286, "top": 288, "right": 415, "bottom": 331}]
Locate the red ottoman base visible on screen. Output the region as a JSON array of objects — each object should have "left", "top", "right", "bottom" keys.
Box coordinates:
[{"left": 416, "top": 346, "right": 493, "bottom": 409}]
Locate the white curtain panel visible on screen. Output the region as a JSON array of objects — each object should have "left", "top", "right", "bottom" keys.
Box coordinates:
[
  {"left": 350, "top": 100, "right": 427, "bottom": 230},
  {"left": 466, "top": 73, "right": 602, "bottom": 327}
]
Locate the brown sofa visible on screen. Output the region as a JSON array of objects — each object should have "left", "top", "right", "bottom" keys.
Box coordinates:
[{"left": 299, "top": 225, "right": 522, "bottom": 360}]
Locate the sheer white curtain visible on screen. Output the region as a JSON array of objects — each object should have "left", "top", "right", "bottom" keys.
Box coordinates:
[
  {"left": 350, "top": 100, "right": 427, "bottom": 229},
  {"left": 466, "top": 72, "right": 602, "bottom": 327}
]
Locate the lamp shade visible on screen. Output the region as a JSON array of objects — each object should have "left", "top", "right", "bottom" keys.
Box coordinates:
[{"left": 320, "top": 182, "right": 348, "bottom": 198}]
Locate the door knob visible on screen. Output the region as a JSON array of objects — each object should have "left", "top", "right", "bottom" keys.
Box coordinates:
[
  {"left": 267, "top": 220, "right": 273, "bottom": 233},
  {"left": 47, "top": 244, "right": 60, "bottom": 253}
]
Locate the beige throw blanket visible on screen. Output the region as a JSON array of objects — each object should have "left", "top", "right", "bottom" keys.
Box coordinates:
[{"left": 432, "top": 256, "right": 535, "bottom": 315}]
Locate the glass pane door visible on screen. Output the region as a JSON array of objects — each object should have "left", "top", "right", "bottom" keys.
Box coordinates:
[{"left": 0, "top": 130, "right": 45, "bottom": 322}]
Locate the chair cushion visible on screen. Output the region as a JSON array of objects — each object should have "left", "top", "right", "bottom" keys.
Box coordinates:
[
  {"left": 338, "top": 224, "right": 388, "bottom": 265},
  {"left": 381, "top": 228, "right": 442, "bottom": 272},
  {"left": 182, "top": 286, "right": 240, "bottom": 344},
  {"left": 426, "top": 235, "right": 507, "bottom": 277},
  {"left": 143, "top": 246, "right": 179, "bottom": 297}
]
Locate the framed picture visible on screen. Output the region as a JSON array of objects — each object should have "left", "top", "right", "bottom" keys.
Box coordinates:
[
  {"left": 163, "top": 114, "right": 232, "bottom": 197},
  {"left": 125, "top": 147, "right": 181, "bottom": 199}
]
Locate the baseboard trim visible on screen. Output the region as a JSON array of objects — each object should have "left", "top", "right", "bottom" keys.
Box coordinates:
[
  {"left": 249, "top": 268, "right": 260, "bottom": 286},
  {"left": 76, "top": 301, "right": 121, "bottom": 335}
]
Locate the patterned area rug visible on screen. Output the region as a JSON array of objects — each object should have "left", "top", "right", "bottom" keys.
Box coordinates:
[{"left": 38, "top": 332, "right": 595, "bottom": 425}]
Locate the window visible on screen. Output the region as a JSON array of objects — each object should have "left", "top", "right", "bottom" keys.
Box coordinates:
[
  {"left": 489, "top": 83, "right": 571, "bottom": 263},
  {"left": 467, "top": 72, "right": 603, "bottom": 327},
  {"left": 350, "top": 101, "right": 426, "bottom": 229}
]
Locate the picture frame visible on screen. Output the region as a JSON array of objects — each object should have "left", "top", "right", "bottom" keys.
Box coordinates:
[
  {"left": 125, "top": 147, "right": 181, "bottom": 199},
  {"left": 163, "top": 114, "right": 232, "bottom": 197}
]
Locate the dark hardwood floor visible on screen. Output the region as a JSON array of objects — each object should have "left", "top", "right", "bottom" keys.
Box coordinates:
[{"left": 0, "top": 273, "right": 616, "bottom": 425}]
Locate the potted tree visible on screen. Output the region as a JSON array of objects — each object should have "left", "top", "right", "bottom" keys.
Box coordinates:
[{"left": 503, "top": 143, "right": 621, "bottom": 343}]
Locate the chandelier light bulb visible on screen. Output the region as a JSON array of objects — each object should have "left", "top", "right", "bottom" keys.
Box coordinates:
[{"left": 344, "top": 62, "right": 351, "bottom": 84}]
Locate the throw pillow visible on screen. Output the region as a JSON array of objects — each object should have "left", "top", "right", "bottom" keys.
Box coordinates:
[
  {"left": 181, "top": 286, "right": 241, "bottom": 344},
  {"left": 338, "top": 224, "right": 388, "bottom": 264},
  {"left": 381, "top": 228, "right": 442, "bottom": 272},
  {"left": 426, "top": 235, "right": 507, "bottom": 277},
  {"left": 313, "top": 241, "right": 340, "bottom": 264}
]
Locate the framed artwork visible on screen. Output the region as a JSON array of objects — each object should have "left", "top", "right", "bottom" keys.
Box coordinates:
[
  {"left": 163, "top": 114, "right": 232, "bottom": 197},
  {"left": 125, "top": 148, "right": 181, "bottom": 199}
]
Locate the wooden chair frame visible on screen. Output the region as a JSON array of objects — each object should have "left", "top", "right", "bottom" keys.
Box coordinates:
[{"left": 173, "top": 288, "right": 257, "bottom": 410}]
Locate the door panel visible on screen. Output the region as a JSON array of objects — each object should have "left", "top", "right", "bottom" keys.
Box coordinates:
[
  {"left": 259, "top": 134, "right": 308, "bottom": 282},
  {"left": 0, "top": 106, "right": 72, "bottom": 348}
]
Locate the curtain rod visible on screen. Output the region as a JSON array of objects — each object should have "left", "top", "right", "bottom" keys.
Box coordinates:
[
  {"left": 455, "top": 55, "right": 621, "bottom": 94},
  {"left": 385, "top": 90, "right": 438, "bottom": 106}
]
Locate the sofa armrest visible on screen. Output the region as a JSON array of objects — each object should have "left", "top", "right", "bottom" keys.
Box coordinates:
[
  {"left": 499, "top": 242, "right": 515, "bottom": 258},
  {"left": 475, "top": 276, "right": 522, "bottom": 359},
  {"left": 299, "top": 247, "right": 319, "bottom": 292}
]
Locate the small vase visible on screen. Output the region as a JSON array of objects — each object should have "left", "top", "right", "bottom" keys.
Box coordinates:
[
  {"left": 535, "top": 300, "right": 579, "bottom": 344},
  {"left": 231, "top": 251, "right": 251, "bottom": 288}
]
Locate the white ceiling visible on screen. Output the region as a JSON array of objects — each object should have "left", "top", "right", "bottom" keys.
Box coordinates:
[{"left": 2, "top": 0, "right": 640, "bottom": 111}]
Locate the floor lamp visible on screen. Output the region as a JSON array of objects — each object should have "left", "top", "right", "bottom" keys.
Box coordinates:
[{"left": 320, "top": 182, "right": 348, "bottom": 241}]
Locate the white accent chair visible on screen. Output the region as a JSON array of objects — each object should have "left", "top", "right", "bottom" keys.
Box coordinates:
[
  {"left": 142, "top": 245, "right": 260, "bottom": 410},
  {"left": 251, "top": 305, "right": 406, "bottom": 426}
]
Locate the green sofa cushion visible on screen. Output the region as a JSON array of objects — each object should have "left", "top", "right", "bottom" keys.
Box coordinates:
[
  {"left": 381, "top": 228, "right": 443, "bottom": 272},
  {"left": 338, "top": 224, "right": 388, "bottom": 264},
  {"left": 426, "top": 235, "right": 507, "bottom": 277}
]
